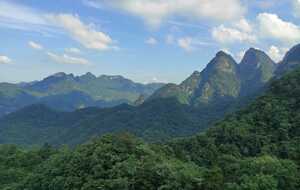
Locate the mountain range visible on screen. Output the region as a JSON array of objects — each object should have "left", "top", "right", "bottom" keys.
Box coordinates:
[
  {"left": 0, "top": 43, "right": 300, "bottom": 147},
  {"left": 0, "top": 73, "right": 164, "bottom": 117},
  {"left": 150, "top": 48, "right": 277, "bottom": 107},
  {"left": 2, "top": 48, "right": 300, "bottom": 189}
]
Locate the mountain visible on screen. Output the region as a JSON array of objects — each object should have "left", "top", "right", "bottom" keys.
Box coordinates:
[
  {"left": 150, "top": 51, "right": 241, "bottom": 105},
  {"left": 239, "top": 48, "right": 277, "bottom": 96},
  {"left": 0, "top": 97, "right": 214, "bottom": 146},
  {"left": 2, "top": 64, "right": 300, "bottom": 190},
  {"left": 276, "top": 44, "right": 300, "bottom": 76},
  {"left": 0, "top": 73, "right": 164, "bottom": 117},
  {"left": 151, "top": 48, "right": 276, "bottom": 106}
]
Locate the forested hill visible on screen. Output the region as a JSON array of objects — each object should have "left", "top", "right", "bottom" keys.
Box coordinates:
[
  {"left": 1, "top": 61, "right": 299, "bottom": 190},
  {"left": 0, "top": 98, "right": 214, "bottom": 146}
]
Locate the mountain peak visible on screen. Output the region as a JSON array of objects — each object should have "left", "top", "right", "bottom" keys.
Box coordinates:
[
  {"left": 205, "top": 50, "right": 237, "bottom": 72},
  {"left": 240, "top": 47, "right": 274, "bottom": 66},
  {"left": 80, "top": 72, "right": 96, "bottom": 80},
  {"left": 282, "top": 43, "right": 300, "bottom": 63},
  {"left": 276, "top": 44, "right": 300, "bottom": 76},
  {"left": 216, "top": 50, "right": 231, "bottom": 58}
]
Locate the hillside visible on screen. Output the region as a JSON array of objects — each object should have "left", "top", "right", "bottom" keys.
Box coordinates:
[
  {"left": 0, "top": 98, "right": 216, "bottom": 146},
  {"left": 1, "top": 63, "right": 300, "bottom": 190},
  {"left": 0, "top": 73, "right": 164, "bottom": 116}
]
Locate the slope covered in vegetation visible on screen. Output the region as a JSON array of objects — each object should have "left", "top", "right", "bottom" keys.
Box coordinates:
[{"left": 1, "top": 65, "right": 300, "bottom": 190}]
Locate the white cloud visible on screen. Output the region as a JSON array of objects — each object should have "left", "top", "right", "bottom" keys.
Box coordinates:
[
  {"left": 267, "top": 45, "right": 288, "bottom": 62},
  {"left": 0, "top": 55, "right": 12, "bottom": 64},
  {"left": 257, "top": 13, "right": 300, "bottom": 44},
  {"left": 48, "top": 14, "right": 113, "bottom": 51},
  {"left": 47, "top": 52, "right": 90, "bottom": 65},
  {"left": 236, "top": 50, "right": 246, "bottom": 62},
  {"left": 87, "top": 0, "right": 245, "bottom": 27},
  {"left": 293, "top": 0, "right": 300, "bottom": 17},
  {"left": 83, "top": 0, "right": 103, "bottom": 9},
  {"left": 0, "top": 2, "right": 115, "bottom": 50},
  {"left": 0, "top": 1, "right": 56, "bottom": 34},
  {"left": 177, "top": 36, "right": 214, "bottom": 51},
  {"left": 212, "top": 25, "right": 256, "bottom": 44},
  {"left": 234, "top": 18, "right": 252, "bottom": 33},
  {"left": 65, "top": 48, "right": 81, "bottom": 54},
  {"left": 178, "top": 37, "right": 194, "bottom": 52},
  {"left": 28, "top": 41, "right": 43, "bottom": 50},
  {"left": 145, "top": 37, "right": 158, "bottom": 45}
]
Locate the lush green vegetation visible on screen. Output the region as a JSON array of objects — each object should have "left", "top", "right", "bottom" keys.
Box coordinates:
[
  {"left": 1, "top": 66, "right": 300, "bottom": 190},
  {"left": 0, "top": 98, "right": 219, "bottom": 146}
]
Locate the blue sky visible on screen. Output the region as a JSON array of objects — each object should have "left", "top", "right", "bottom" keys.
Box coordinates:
[{"left": 0, "top": 0, "right": 299, "bottom": 84}]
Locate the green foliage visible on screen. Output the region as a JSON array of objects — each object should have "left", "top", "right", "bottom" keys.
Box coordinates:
[
  {"left": 0, "top": 98, "right": 215, "bottom": 146},
  {"left": 0, "top": 134, "right": 203, "bottom": 190}
]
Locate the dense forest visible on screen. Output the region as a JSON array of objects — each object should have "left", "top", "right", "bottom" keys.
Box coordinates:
[{"left": 1, "top": 66, "right": 299, "bottom": 190}]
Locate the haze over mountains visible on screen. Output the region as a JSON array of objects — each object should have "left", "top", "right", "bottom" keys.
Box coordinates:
[
  {"left": 0, "top": 44, "right": 300, "bottom": 146},
  {"left": 0, "top": 72, "right": 164, "bottom": 117}
]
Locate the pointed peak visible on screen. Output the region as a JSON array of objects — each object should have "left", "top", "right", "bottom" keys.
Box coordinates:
[
  {"left": 216, "top": 50, "right": 231, "bottom": 57},
  {"left": 282, "top": 43, "right": 300, "bottom": 63},
  {"left": 244, "top": 47, "right": 265, "bottom": 56},
  {"left": 81, "top": 72, "right": 96, "bottom": 79},
  {"left": 211, "top": 50, "right": 237, "bottom": 64},
  {"left": 240, "top": 47, "right": 274, "bottom": 66}
]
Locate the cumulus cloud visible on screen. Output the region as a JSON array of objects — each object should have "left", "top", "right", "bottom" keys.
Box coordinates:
[
  {"left": 178, "top": 37, "right": 194, "bottom": 52},
  {"left": 47, "top": 52, "right": 90, "bottom": 65},
  {"left": 65, "top": 48, "right": 81, "bottom": 54},
  {"left": 48, "top": 14, "right": 113, "bottom": 51},
  {"left": 145, "top": 37, "right": 158, "bottom": 45},
  {"left": 267, "top": 45, "right": 288, "bottom": 62},
  {"left": 234, "top": 18, "right": 252, "bottom": 33},
  {"left": 212, "top": 25, "right": 256, "bottom": 44},
  {"left": 257, "top": 13, "right": 300, "bottom": 44},
  {"left": 293, "top": 0, "right": 300, "bottom": 17},
  {"left": 28, "top": 41, "right": 43, "bottom": 50},
  {"left": 0, "top": 55, "right": 12, "bottom": 64},
  {"left": 0, "top": 2, "right": 116, "bottom": 51},
  {"left": 86, "top": 0, "right": 245, "bottom": 27}
]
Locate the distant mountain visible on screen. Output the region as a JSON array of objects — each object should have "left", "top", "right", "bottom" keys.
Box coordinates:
[
  {"left": 150, "top": 48, "right": 277, "bottom": 109},
  {"left": 0, "top": 73, "right": 164, "bottom": 116}
]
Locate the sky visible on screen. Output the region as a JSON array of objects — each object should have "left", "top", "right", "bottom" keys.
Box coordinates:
[{"left": 0, "top": 0, "right": 299, "bottom": 84}]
